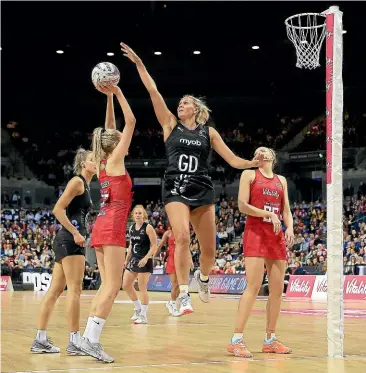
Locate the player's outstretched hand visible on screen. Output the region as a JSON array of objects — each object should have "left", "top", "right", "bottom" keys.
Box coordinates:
[
  {"left": 120, "top": 43, "right": 141, "bottom": 64},
  {"left": 96, "top": 84, "right": 121, "bottom": 96},
  {"left": 245, "top": 152, "right": 265, "bottom": 168}
]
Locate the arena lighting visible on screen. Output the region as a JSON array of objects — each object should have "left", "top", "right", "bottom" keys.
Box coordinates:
[
  {"left": 342, "top": 30, "right": 347, "bottom": 34},
  {"left": 107, "top": 52, "right": 114, "bottom": 56},
  {"left": 252, "top": 45, "right": 260, "bottom": 50},
  {"left": 193, "top": 50, "right": 201, "bottom": 55},
  {"left": 56, "top": 50, "right": 64, "bottom": 54},
  {"left": 154, "top": 51, "right": 162, "bottom": 55}
]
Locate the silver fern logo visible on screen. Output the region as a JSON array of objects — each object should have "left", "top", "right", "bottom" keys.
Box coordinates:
[{"left": 171, "top": 174, "right": 191, "bottom": 196}]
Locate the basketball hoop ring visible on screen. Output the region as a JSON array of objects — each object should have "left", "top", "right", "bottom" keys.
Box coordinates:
[{"left": 285, "top": 12, "right": 327, "bottom": 69}]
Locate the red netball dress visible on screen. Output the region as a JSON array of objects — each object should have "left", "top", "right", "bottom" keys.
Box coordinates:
[
  {"left": 165, "top": 232, "right": 176, "bottom": 274},
  {"left": 91, "top": 160, "right": 133, "bottom": 248},
  {"left": 243, "top": 169, "right": 286, "bottom": 260}
]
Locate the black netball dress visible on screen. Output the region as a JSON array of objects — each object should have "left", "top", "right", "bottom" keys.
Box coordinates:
[
  {"left": 163, "top": 123, "right": 215, "bottom": 209},
  {"left": 126, "top": 222, "right": 153, "bottom": 273},
  {"left": 54, "top": 175, "right": 93, "bottom": 262}
]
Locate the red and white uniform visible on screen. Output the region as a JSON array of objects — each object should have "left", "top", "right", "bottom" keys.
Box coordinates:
[
  {"left": 243, "top": 169, "right": 286, "bottom": 260},
  {"left": 91, "top": 160, "right": 133, "bottom": 248},
  {"left": 165, "top": 231, "right": 176, "bottom": 274}
]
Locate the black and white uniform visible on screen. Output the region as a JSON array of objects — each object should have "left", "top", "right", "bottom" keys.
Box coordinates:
[
  {"left": 126, "top": 222, "right": 153, "bottom": 273},
  {"left": 163, "top": 123, "right": 215, "bottom": 209},
  {"left": 54, "top": 175, "right": 93, "bottom": 262}
]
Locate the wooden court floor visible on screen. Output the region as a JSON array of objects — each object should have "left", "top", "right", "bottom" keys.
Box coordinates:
[{"left": 1, "top": 291, "right": 366, "bottom": 373}]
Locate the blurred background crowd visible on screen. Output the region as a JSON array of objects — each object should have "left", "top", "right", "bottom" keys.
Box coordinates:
[{"left": 2, "top": 181, "right": 365, "bottom": 289}]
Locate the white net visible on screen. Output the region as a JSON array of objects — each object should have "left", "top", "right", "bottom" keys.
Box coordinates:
[{"left": 285, "top": 13, "right": 327, "bottom": 69}]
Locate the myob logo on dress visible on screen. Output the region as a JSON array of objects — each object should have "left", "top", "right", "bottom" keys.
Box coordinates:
[{"left": 180, "top": 139, "right": 201, "bottom": 146}]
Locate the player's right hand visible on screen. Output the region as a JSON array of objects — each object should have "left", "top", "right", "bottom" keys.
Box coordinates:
[
  {"left": 270, "top": 213, "right": 282, "bottom": 235},
  {"left": 73, "top": 232, "right": 86, "bottom": 247},
  {"left": 120, "top": 43, "right": 141, "bottom": 64},
  {"left": 96, "top": 84, "right": 120, "bottom": 96}
]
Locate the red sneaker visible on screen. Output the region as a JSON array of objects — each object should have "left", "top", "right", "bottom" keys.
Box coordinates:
[
  {"left": 262, "top": 339, "right": 292, "bottom": 354},
  {"left": 227, "top": 339, "right": 253, "bottom": 358}
]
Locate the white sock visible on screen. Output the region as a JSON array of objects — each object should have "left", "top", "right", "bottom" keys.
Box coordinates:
[
  {"left": 141, "top": 304, "right": 148, "bottom": 317},
  {"left": 70, "top": 331, "right": 80, "bottom": 345},
  {"left": 265, "top": 333, "right": 276, "bottom": 343},
  {"left": 82, "top": 316, "right": 94, "bottom": 339},
  {"left": 179, "top": 285, "right": 189, "bottom": 294},
  {"left": 231, "top": 333, "right": 243, "bottom": 343},
  {"left": 133, "top": 299, "right": 142, "bottom": 311},
  {"left": 200, "top": 273, "right": 209, "bottom": 282},
  {"left": 88, "top": 316, "right": 106, "bottom": 344},
  {"left": 36, "top": 330, "right": 47, "bottom": 342},
  {"left": 171, "top": 301, "right": 177, "bottom": 308}
]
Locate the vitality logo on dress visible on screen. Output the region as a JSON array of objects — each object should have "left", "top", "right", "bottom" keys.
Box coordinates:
[{"left": 263, "top": 188, "right": 280, "bottom": 199}]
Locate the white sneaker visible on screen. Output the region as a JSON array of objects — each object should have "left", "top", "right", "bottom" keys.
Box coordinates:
[
  {"left": 166, "top": 301, "right": 181, "bottom": 317},
  {"left": 134, "top": 315, "right": 148, "bottom": 324},
  {"left": 171, "top": 307, "right": 181, "bottom": 317},
  {"left": 30, "top": 338, "right": 60, "bottom": 354},
  {"left": 178, "top": 293, "right": 193, "bottom": 315},
  {"left": 194, "top": 270, "right": 210, "bottom": 303},
  {"left": 131, "top": 309, "right": 141, "bottom": 321},
  {"left": 166, "top": 301, "right": 173, "bottom": 315},
  {"left": 78, "top": 337, "right": 114, "bottom": 363}
]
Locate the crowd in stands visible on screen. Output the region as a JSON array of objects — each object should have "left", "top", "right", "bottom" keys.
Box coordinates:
[
  {"left": 2, "top": 182, "right": 365, "bottom": 286},
  {"left": 3, "top": 110, "right": 307, "bottom": 186},
  {"left": 296, "top": 110, "right": 366, "bottom": 152},
  {"left": 5, "top": 106, "right": 365, "bottom": 191}
]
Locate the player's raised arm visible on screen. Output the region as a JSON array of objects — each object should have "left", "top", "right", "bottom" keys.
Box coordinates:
[
  {"left": 96, "top": 85, "right": 116, "bottom": 130},
  {"left": 120, "top": 42, "right": 176, "bottom": 133},
  {"left": 209, "top": 127, "right": 261, "bottom": 169},
  {"left": 105, "top": 86, "right": 136, "bottom": 161}
]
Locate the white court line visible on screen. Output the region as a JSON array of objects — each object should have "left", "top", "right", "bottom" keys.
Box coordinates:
[
  {"left": 5, "top": 354, "right": 366, "bottom": 373},
  {"left": 5, "top": 353, "right": 366, "bottom": 373},
  {"left": 3, "top": 315, "right": 364, "bottom": 333},
  {"left": 0, "top": 354, "right": 333, "bottom": 373}
]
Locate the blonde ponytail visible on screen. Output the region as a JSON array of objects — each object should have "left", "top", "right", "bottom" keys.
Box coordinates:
[
  {"left": 92, "top": 127, "right": 122, "bottom": 176},
  {"left": 92, "top": 127, "right": 104, "bottom": 176}
]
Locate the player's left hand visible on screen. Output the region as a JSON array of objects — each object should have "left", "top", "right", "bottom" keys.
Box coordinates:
[
  {"left": 138, "top": 257, "right": 148, "bottom": 267},
  {"left": 120, "top": 42, "right": 142, "bottom": 64},
  {"left": 285, "top": 228, "right": 295, "bottom": 248}
]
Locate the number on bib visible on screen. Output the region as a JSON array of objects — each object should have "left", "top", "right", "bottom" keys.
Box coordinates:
[
  {"left": 178, "top": 154, "right": 198, "bottom": 173},
  {"left": 263, "top": 205, "right": 279, "bottom": 222}
]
